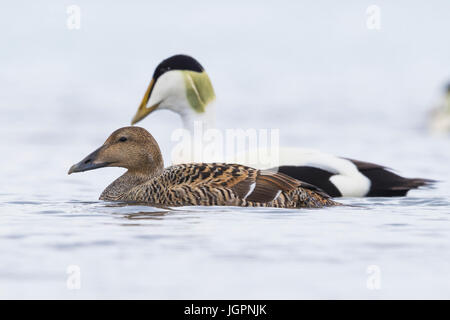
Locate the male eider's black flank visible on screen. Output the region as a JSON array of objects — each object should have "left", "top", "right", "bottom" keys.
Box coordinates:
[
  {"left": 277, "top": 166, "right": 342, "bottom": 197},
  {"left": 152, "top": 54, "right": 204, "bottom": 81}
]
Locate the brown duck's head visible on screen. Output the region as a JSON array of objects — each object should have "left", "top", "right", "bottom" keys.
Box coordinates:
[{"left": 68, "top": 126, "right": 163, "bottom": 175}]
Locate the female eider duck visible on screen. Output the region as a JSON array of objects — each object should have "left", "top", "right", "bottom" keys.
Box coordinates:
[
  {"left": 68, "top": 127, "right": 339, "bottom": 208},
  {"left": 131, "top": 54, "right": 434, "bottom": 198}
]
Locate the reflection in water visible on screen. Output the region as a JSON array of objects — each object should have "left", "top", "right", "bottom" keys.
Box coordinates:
[{"left": 124, "top": 211, "right": 169, "bottom": 220}]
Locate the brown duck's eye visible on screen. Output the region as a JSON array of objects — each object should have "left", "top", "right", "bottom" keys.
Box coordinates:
[{"left": 119, "top": 137, "right": 127, "bottom": 142}]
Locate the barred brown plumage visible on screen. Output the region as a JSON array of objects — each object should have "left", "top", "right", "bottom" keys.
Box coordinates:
[{"left": 68, "top": 127, "right": 340, "bottom": 208}]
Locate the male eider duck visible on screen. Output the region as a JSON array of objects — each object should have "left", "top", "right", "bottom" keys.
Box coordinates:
[
  {"left": 68, "top": 127, "right": 339, "bottom": 208},
  {"left": 429, "top": 83, "right": 450, "bottom": 134},
  {"left": 131, "top": 54, "right": 434, "bottom": 198}
]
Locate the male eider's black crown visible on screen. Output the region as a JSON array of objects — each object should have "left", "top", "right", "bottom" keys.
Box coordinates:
[{"left": 152, "top": 55, "right": 204, "bottom": 81}]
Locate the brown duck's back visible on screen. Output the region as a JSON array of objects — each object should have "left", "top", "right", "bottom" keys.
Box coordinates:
[{"left": 115, "top": 163, "right": 339, "bottom": 208}]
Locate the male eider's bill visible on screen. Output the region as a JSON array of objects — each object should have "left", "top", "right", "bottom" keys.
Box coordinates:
[
  {"left": 68, "top": 126, "right": 340, "bottom": 208},
  {"left": 129, "top": 54, "right": 435, "bottom": 198}
]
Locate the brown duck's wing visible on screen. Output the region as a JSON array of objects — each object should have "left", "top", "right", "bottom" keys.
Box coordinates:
[
  {"left": 168, "top": 163, "right": 258, "bottom": 188},
  {"left": 167, "top": 163, "right": 307, "bottom": 204},
  {"left": 232, "top": 170, "right": 329, "bottom": 203},
  {"left": 179, "top": 164, "right": 296, "bottom": 202},
  {"left": 241, "top": 171, "right": 294, "bottom": 203},
  {"left": 253, "top": 170, "right": 331, "bottom": 200}
]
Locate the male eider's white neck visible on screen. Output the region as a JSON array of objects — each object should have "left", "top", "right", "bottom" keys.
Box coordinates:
[{"left": 180, "top": 100, "right": 217, "bottom": 132}]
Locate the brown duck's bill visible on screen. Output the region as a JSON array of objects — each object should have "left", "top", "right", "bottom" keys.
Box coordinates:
[
  {"left": 131, "top": 78, "right": 161, "bottom": 125},
  {"left": 68, "top": 147, "right": 111, "bottom": 174}
]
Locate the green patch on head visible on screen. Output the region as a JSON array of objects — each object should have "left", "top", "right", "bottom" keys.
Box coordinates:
[{"left": 183, "top": 71, "right": 216, "bottom": 113}]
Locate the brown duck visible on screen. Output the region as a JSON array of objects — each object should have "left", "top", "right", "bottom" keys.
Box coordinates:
[{"left": 68, "top": 127, "right": 340, "bottom": 208}]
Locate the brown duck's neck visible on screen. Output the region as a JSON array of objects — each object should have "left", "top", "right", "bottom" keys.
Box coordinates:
[{"left": 99, "top": 166, "right": 164, "bottom": 201}]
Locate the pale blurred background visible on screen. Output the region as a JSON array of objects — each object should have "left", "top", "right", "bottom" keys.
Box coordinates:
[{"left": 0, "top": 0, "right": 449, "bottom": 299}]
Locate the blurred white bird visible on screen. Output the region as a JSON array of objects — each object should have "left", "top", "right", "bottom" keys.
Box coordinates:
[{"left": 429, "top": 83, "right": 450, "bottom": 135}]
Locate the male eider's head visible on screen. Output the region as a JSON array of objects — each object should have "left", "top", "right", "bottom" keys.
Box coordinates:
[{"left": 131, "top": 54, "right": 216, "bottom": 125}]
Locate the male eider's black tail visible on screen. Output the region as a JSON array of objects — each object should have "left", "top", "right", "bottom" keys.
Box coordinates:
[
  {"left": 348, "top": 159, "right": 436, "bottom": 197},
  {"left": 275, "top": 160, "right": 436, "bottom": 198}
]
